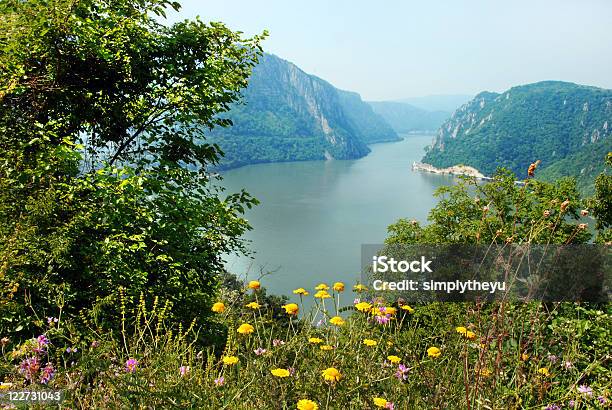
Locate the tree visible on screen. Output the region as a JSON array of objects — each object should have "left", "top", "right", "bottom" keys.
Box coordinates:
[{"left": 0, "top": 0, "right": 265, "bottom": 338}]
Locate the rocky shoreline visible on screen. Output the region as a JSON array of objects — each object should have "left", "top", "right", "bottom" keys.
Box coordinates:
[{"left": 411, "top": 162, "right": 492, "bottom": 180}]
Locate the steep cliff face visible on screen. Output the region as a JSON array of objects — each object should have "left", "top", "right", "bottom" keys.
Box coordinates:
[
  {"left": 422, "top": 81, "right": 612, "bottom": 192},
  {"left": 210, "top": 54, "right": 397, "bottom": 169}
]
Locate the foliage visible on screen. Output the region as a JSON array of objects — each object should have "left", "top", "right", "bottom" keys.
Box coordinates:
[{"left": 0, "top": 0, "right": 263, "bottom": 338}]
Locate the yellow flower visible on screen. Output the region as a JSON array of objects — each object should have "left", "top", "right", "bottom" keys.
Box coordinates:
[
  {"left": 248, "top": 280, "right": 261, "bottom": 290},
  {"left": 320, "top": 345, "right": 333, "bottom": 351},
  {"left": 373, "top": 397, "right": 388, "bottom": 408},
  {"left": 521, "top": 353, "right": 530, "bottom": 361},
  {"left": 387, "top": 355, "right": 401, "bottom": 364},
  {"left": 314, "top": 290, "right": 331, "bottom": 299},
  {"left": 0, "top": 382, "right": 13, "bottom": 390},
  {"left": 385, "top": 307, "right": 397, "bottom": 315},
  {"left": 466, "top": 331, "right": 476, "bottom": 340},
  {"left": 309, "top": 337, "right": 323, "bottom": 344},
  {"left": 245, "top": 301, "right": 261, "bottom": 310},
  {"left": 237, "top": 323, "right": 254, "bottom": 335},
  {"left": 354, "top": 284, "right": 368, "bottom": 292},
  {"left": 293, "top": 288, "right": 309, "bottom": 296},
  {"left": 537, "top": 367, "right": 550, "bottom": 377},
  {"left": 315, "top": 283, "right": 330, "bottom": 291},
  {"left": 400, "top": 305, "right": 414, "bottom": 313},
  {"left": 282, "top": 303, "right": 299, "bottom": 315},
  {"left": 321, "top": 367, "right": 342, "bottom": 382},
  {"left": 427, "top": 346, "right": 441, "bottom": 358},
  {"left": 297, "top": 399, "right": 319, "bottom": 410},
  {"left": 479, "top": 368, "right": 492, "bottom": 377},
  {"left": 363, "top": 339, "right": 377, "bottom": 347},
  {"left": 271, "top": 368, "right": 290, "bottom": 378},
  {"left": 355, "top": 301, "right": 372, "bottom": 312},
  {"left": 387, "top": 341, "right": 394, "bottom": 347},
  {"left": 332, "top": 282, "right": 345, "bottom": 292},
  {"left": 329, "top": 316, "right": 345, "bottom": 326},
  {"left": 222, "top": 355, "right": 239, "bottom": 366},
  {"left": 455, "top": 326, "right": 468, "bottom": 335},
  {"left": 211, "top": 302, "right": 225, "bottom": 313}
]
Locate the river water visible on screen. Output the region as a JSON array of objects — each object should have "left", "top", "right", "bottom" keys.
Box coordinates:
[{"left": 219, "top": 134, "right": 455, "bottom": 300}]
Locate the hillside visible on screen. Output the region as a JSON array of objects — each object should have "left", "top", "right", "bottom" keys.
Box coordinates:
[
  {"left": 422, "top": 81, "right": 612, "bottom": 193},
  {"left": 210, "top": 54, "right": 398, "bottom": 169},
  {"left": 368, "top": 101, "right": 450, "bottom": 133}
]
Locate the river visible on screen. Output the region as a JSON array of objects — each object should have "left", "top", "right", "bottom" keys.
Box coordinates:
[{"left": 219, "top": 134, "right": 455, "bottom": 301}]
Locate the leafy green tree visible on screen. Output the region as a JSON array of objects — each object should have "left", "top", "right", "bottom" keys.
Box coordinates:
[{"left": 0, "top": 0, "right": 265, "bottom": 339}]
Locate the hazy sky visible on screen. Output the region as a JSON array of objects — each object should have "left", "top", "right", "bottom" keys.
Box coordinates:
[{"left": 166, "top": 0, "right": 612, "bottom": 101}]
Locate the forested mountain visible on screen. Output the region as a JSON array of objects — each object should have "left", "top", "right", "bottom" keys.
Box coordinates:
[
  {"left": 368, "top": 101, "right": 450, "bottom": 133},
  {"left": 422, "top": 81, "right": 612, "bottom": 192},
  {"left": 210, "top": 54, "right": 398, "bottom": 169}
]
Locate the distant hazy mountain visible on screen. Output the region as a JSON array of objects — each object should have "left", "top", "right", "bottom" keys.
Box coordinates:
[
  {"left": 422, "top": 81, "right": 612, "bottom": 193},
  {"left": 210, "top": 54, "right": 398, "bottom": 170},
  {"left": 397, "top": 94, "right": 473, "bottom": 113},
  {"left": 368, "top": 101, "right": 450, "bottom": 133}
]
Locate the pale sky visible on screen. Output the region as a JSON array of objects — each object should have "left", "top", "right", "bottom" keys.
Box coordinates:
[{"left": 165, "top": 0, "right": 612, "bottom": 101}]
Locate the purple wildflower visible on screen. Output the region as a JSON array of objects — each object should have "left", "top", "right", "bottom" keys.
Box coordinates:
[
  {"left": 544, "top": 405, "right": 560, "bottom": 410},
  {"left": 66, "top": 347, "right": 77, "bottom": 354},
  {"left": 564, "top": 361, "right": 573, "bottom": 369},
  {"left": 253, "top": 347, "right": 267, "bottom": 356},
  {"left": 179, "top": 366, "right": 189, "bottom": 377},
  {"left": 578, "top": 385, "right": 593, "bottom": 396},
  {"left": 18, "top": 356, "right": 40, "bottom": 381},
  {"left": 214, "top": 376, "right": 225, "bottom": 386},
  {"left": 353, "top": 298, "right": 360, "bottom": 304},
  {"left": 272, "top": 339, "right": 285, "bottom": 347},
  {"left": 40, "top": 363, "right": 55, "bottom": 384},
  {"left": 91, "top": 340, "right": 100, "bottom": 348},
  {"left": 568, "top": 400, "right": 575, "bottom": 408},
  {"left": 288, "top": 367, "right": 296, "bottom": 376},
  {"left": 598, "top": 396, "right": 606, "bottom": 405},
  {"left": 385, "top": 402, "right": 395, "bottom": 410},
  {"left": 375, "top": 314, "right": 391, "bottom": 325},
  {"left": 46, "top": 317, "right": 58, "bottom": 325},
  {"left": 394, "top": 364, "right": 409, "bottom": 381},
  {"left": 547, "top": 354, "right": 558, "bottom": 363},
  {"left": 125, "top": 358, "right": 138, "bottom": 373}
]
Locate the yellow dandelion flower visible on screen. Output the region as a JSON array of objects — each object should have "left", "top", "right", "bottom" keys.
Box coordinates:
[
  {"left": 385, "top": 307, "right": 397, "bottom": 315},
  {"left": 363, "top": 339, "right": 377, "bottom": 347},
  {"left": 270, "top": 368, "right": 291, "bottom": 378},
  {"left": 329, "top": 316, "right": 345, "bottom": 326},
  {"left": 332, "top": 282, "right": 345, "bottom": 292},
  {"left": 320, "top": 345, "right": 333, "bottom": 351},
  {"left": 0, "top": 382, "right": 13, "bottom": 390},
  {"left": 321, "top": 367, "right": 342, "bottom": 382},
  {"left": 466, "top": 331, "right": 476, "bottom": 340},
  {"left": 314, "top": 290, "right": 331, "bottom": 299},
  {"left": 400, "top": 305, "right": 414, "bottom": 313},
  {"left": 387, "top": 355, "right": 401, "bottom": 364},
  {"left": 455, "top": 326, "right": 468, "bottom": 335},
  {"left": 293, "top": 288, "right": 309, "bottom": 296},
  {"left": 222, "top": 356, "right": 239, "bottom": 366},
  {"left": 248, "top": 280, "right": 261, "bottom": 290},
  {"left": 245, "top": 301, "right": 261, "bottom": 310},
  {"left": 237, "top": 323, "right": 254, "bottom": 335},
  {"left": 537, "top": 367, "right": 550, "bottom": 377},
  {"left": 282, "top": 303, "right": 299, "bottom": 315},
  {"left": 354, "top": 283, "right": 368, "bottom": 292},
  {"left": 211, "top": 302, "right": 225, "bottom": 313},
  {"left": 479, "top": 368, "right": 492, "bottom": 377},
  {"left": 355, "top": 301, "right": 372, "bottom": 312},
  {"left": 315, "top": 283, "right": 330, "bottom": 291},
  {"left": 373, "top": 397, "right": 388, "bottom": 408},
  {"left": 297, "top": 399, "right": 319, "bottom": 410},
  {"left": 427, "top": 346, "right": 441, "bottom": 358},
  {"left": 308, "top": 337, "right": 323, "bottom": 344},
  {"left": 521, "top": 353, "right": 530, "bottom": 361}
]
